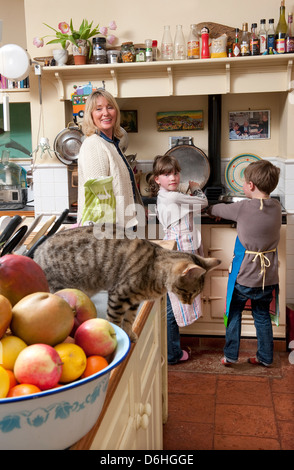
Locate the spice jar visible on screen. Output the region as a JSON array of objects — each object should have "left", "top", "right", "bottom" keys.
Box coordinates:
[
  {"left": 135, "top": 47, "right": 146, "bottom": 62},
  {"left": 121, "top": 42, "right": 135, "bottom": 62},
  {"left": 107, "top": 50, "right": 121, "bottom": 63}
]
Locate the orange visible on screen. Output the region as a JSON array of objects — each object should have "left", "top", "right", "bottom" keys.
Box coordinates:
[
  {"left": 0, "top": 365, "right": 10, "bottom": 398},
  {"left": 54, "top": 343, "right": 87, "bottom": 383},
  {"left": 6, "top": 369, "right": 18, "bottom": 390},
  {"left": 81, "top": 355, "right": 108, "bottom": 378},
  {"left": 7, "top": 383, "right": 41, "bottom": 397}
]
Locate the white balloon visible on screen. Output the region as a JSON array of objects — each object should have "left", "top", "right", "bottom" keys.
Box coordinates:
[{"left": 0, "top": 44, "right": 31, "bottom": 80}]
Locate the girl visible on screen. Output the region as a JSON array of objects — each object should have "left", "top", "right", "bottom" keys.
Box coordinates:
[{"left": 150, "top": 155, "right": 208, "bottom": 364}]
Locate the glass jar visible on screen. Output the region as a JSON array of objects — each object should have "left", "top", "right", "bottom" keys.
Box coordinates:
[
  {"left": 107, "top": 50, "right": 121, "bottom": 63},
  {"left": 92, "top": 37, "right": 107, "bottom": 64},
  {"left": 135, "top": 47, "right": 146, "bottom": 62},
  {"left": 121, "top": 42, "right": 136, "bottom": 62}
]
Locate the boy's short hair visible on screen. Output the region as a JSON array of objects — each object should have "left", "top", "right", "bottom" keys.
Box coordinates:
[{"left": 244, "top": 159, "right": 280, "bottom": 194}]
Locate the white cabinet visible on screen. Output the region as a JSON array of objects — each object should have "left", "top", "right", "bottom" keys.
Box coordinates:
[
  {"left": 180, "top": 224, "right": 286, "bottom": 338},
  {"left": 72, "top": 297, "right": 167, "bottom": 450}
]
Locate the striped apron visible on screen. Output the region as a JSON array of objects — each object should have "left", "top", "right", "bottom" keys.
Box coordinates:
[{"left": 164, "top": 213, "right": 203, "bottom": 327}]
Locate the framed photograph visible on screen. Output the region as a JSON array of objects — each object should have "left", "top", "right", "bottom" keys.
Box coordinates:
[
  {"left": 229, "top": 110, "right": 270, "bottom": 140},
  {"left": 156, "top": 110, "right": 204, "bottom": 132},
  {"left": 120, "top": 110, "right": 138, "bottom": 133}
]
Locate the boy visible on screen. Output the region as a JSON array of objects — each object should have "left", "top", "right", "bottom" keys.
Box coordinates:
[{"left": 208, "top": 159, "right": 281, "bottom": 366}]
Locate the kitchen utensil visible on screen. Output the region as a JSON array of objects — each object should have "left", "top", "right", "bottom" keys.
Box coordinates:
[
  {"left": 53, "top": 122, "right": 85, "bottom": 165},
  {"left": 164, "top": 138, "right": 210, "bottom": 189},
  {"left": 0, "top": 214, "right": 22, "bottom": 246},
  {"left": 0, "top": 225, "right": 28, "bottom": 256},
  {"left": 13, "top": 213, "right": 44, "bottom": 254},
  {"left": 225, "top": 153, "right": 262, "bottom": 194},
  {"left": 25, "top": 215, "right": 56, "bottom": 251},
  {"left": 25, "top": 209, "right": 69, "bottom": 258}
]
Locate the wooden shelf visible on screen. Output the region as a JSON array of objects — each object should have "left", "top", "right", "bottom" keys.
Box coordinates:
[
  {"left": 41, "top": 54, "right": 294, "bottom": 100},
  {"left": 0, "top": 88, "right": 31, "bottom": 103}
]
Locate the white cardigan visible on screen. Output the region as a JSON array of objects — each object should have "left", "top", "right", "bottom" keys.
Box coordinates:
[{"left": 78, "top": 134, "right": 137, "bottom": 227}]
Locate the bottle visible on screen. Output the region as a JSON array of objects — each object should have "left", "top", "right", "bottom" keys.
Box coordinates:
[
  {"left": 201, "top": 26, "right": 210, "bottom": 58},
  {"left": 187, "top": 24, "right": 200, "bottom": 59},
  {"left": 161, "top": 25, "right": 173, "bottom": 60},
  {"left": 286, "top": 13, "right": 294, "bottom": 53},
  {"left": 275, "top": 0, "right": 287, "bottom": 53},
  {"left": 250, "top": 23, "right": 260, "bottom": 55},
  {"left": 267, "top": 18, "right": 276, "bottom": 51},
  {"left": 145, "top": 39, "right": 153, "bottom": 62},
  {"left": 240, "top": 22, "right": 250, "bottom": 56},
  {"left": 152, "top": 40, "right": 158, "bottom": 60},
  {"left": 174, "top": 25, "right": 186, "bottom": 60},
  {"left": 259, "top": 19, "right": 267, "bottom": 54},
  {"left": 232, "top": 28, "right": 240, "bottom": 57}
]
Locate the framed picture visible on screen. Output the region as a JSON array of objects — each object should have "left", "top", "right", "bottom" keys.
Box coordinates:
[
  {"left": 229, "top": 110, "right": 270, "bottom": 140},
  {"left": 156, "top": 110, "right": 204, "bottom": 132},
  {"left": 120, "top": 110, "right": 138, "bottom": 133}
]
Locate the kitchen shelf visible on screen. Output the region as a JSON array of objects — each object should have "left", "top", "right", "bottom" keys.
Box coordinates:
[
  {"left": 0, "top": 88, "right": 31, "bottom": 103},
  {"left": 41, "top": 54, "right": 294, "bottom": 100}
]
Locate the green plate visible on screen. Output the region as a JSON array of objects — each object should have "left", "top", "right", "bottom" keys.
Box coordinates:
[{"left": 225, "top": 154, "right": 262, "bottom": 194}]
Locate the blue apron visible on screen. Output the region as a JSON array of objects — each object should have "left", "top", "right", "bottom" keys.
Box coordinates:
[{"left": 225, "top": 236, "right": 279, "bottom": 328}]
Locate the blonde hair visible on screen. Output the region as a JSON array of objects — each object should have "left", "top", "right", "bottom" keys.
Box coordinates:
[
  {"left": 82, "top": 89, "right": 123, "bottom": 138},
  {"left": 244, "top": 159, "right": 280, "bottom": 194},
  {"left": 150, "top": 155, "right": 181, "bottom": 196}
]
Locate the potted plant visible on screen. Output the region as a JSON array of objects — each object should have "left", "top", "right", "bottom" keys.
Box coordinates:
[{"left": 33, "top": 19, "right": 117, "bottom": 65}]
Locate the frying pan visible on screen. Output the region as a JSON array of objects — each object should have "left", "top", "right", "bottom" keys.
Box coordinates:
[
  {"left": 54, "top": 122, "right": 85, "bottom": 165},
  {"left": 164, "top": 139, "right": 210, "bottom": 189}
]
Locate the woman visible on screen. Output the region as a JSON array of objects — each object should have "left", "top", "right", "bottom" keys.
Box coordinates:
[{"left": 78, "top": 88, "right": 142, "bottom": 228}]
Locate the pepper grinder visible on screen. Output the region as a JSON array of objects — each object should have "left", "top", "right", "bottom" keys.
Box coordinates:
[{"left": 201, "top": 26, "right": 210, "bottom": 58}]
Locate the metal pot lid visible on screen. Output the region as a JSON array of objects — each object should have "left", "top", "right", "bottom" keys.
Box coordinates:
[
  {"left": 164, "top": 143, "right": 210, "bottom": 189},
  {"left": 225, "top": 153, "right": 261, "bottom": 194},
  {"left": 54, "top": 122, "right": 85, "bottom": 165}
]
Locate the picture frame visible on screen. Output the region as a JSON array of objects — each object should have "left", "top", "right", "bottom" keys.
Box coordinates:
[
  {"left": 229, "top": 110, "right": 270, "bottom": 140},
  {"left": 156, "top": 110, "right": 204, "bottom": 132},
  {"left": 120, "top": 110, "right": 138, "bottom": 133}
]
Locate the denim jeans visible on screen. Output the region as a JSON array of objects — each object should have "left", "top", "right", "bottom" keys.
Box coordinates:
[
  {"left": 224, "top": 283, "right": 276, "bottom": 366},
  {"left": 166, "top": 294, "right": 183, "bottom": 364}
]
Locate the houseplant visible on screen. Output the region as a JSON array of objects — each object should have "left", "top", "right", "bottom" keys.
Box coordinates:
[{"left": 33, "top": 19, "right": 117, "bottom": 65}]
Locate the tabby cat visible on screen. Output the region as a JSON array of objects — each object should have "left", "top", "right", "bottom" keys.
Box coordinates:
[{"left": 34, "top": 226, "right": 221, "bottom": 341}]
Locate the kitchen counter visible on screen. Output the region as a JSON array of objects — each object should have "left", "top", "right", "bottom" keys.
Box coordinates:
[{"left": 0, "top": 205, "right": 34, "bottom": 217}]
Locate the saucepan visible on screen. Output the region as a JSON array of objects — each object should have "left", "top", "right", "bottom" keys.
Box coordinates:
[{"left": 54, "top": 122, "right": 85, "bottom": 165}]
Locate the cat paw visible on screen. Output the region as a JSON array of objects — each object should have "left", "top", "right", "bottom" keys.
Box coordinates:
[{"left": 128, "top": 330, "right": 138, "bottom": 343}]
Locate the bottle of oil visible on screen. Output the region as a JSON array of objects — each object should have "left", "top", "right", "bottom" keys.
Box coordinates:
[
  {"left": 267, "top": 18, "right": 275, "bottom": 51},
  {"left": 275, "top": 0, "right": 288, "bottom": 53},
  {"left": 250, "top": 23, "right": 260, "bottom": 55},
  {"left": 187, "top": 24, "right": 200, "bottom": 59},
  {"left": 259, "top": 19, "right": 267, "bottom": 54},
  {"left": 240, "top": 22, "right": 250, "bottom": 56}
]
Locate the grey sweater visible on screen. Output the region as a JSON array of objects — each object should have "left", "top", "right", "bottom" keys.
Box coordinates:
[{"left": 209, "top": 198, "right": 282, "bottom": 287}]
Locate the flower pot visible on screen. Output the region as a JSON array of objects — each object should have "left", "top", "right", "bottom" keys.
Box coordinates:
[
  {"left": 52, "top": 49, "right": 68, "bottom": 66},
  {"left": 72, "top": 39, "right": 88, "bottom": 65}
]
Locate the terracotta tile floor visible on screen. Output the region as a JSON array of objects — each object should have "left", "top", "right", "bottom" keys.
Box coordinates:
[{"left": 163, "top": 336, "right": 294, "bottom": 450}]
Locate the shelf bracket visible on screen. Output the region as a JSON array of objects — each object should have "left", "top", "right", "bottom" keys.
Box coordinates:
[
  {"left": 167, "top": 66, "right": 174, "bottom": 96},
  {"left": 225, "top": 63, "right": 231, "bottom": 94},
  {"left": 110, "top": 69, "right": 118, "bottom": 97},
  {"left": 53, "top": 72, "right": 65, "bottom": 101},
  {"left": 287, "top": 59, "right": 293, "bottom": 91}
]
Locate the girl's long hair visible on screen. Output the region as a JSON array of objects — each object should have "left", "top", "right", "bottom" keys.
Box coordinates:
[
  {"left": 82, "top": 88, "right": 123, "bottom": 138},
  {"left": 150, "top": 154, "right": 181, "bottom": 196}
]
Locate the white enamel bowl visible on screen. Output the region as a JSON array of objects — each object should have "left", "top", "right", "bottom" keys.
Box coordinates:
[{"left": 0, "top": 324, "right": 130, "bottom": 450}]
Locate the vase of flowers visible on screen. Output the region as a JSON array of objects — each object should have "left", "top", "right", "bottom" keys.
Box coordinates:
[{"left": 33, "top": 19, "right": 118, "bottom": 65}]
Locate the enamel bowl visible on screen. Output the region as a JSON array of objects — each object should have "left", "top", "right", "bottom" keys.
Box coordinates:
[{"left": 0, "top": 324, "right": 130, "bottom": 450}]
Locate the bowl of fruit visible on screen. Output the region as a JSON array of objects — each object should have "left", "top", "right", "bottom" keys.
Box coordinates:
[{"left": 0, "top": 255, "right": 131, "bottom": 450}]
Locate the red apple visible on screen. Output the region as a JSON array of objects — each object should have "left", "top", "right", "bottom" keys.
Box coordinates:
[
  {"left": 0, "top": 254, "right": 49, "bottom": 306},
  {"left": 74, "top": 318, "right": 117, "bottom": 357},
  {"left": 54, "top": 288, "right": 97, "bottom": 336},
  {"left": 14, "top": 344, "right": 63, "bottom": 391}
]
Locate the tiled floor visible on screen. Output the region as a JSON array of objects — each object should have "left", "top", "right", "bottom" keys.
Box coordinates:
[{"left": 163, "top": 336, "right": 294, "bottom": 450}]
